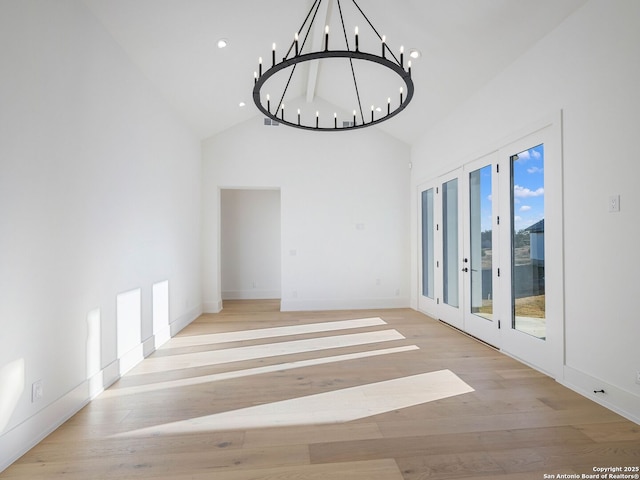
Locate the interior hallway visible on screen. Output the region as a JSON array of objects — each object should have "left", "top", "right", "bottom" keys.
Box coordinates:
[{"left": 2, "top": 301, "right": 639, "bottom": 479}]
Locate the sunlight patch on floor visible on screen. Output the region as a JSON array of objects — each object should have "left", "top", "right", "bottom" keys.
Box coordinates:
[
  {"left": 166, "top": 317, "right": 388, "bottom": 348},
  {"left": 104, "top": 345, "right": 419, "bottom": 398},
  {"left": 132, "top": 329, "right": 407, "bottom": 375},
  {"left": 114, "top": 370, "right": 474, "bottom": 437}
]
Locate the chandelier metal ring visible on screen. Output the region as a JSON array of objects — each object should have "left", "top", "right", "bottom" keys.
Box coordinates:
[
  {"left": 252, "top": 0, "right": 416, "bottom": 132},
  {"left": 253, "top": 50, "right": 414, "bottom": 131}
]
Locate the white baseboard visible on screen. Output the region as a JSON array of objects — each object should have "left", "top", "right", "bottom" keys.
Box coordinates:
[
  {"left": 222, "top": 290, "right": 281, "bottom": 300},
  {"left": 0, "top": 380, "right": 89, "bottom": 472},
  {"left": 0, "top": 306, "right": 202, "bottom": 473},
  {"left": 152, "top": 325, "right": 172, "bottom": 350},
  {"left": 170, "top": 305, "right": 202, "bottom": 336},
  {"left": 280, "top": 297, "right": 410, "bottom": 312},
  {"left": 561, "top": 366, "right": 640, "bottom": 425},
  {"left": 202, "top": 299, "right": 222, "bottom": 314},
  {"left": 118, "top": 344, "right": 145, "bottom": 376}
]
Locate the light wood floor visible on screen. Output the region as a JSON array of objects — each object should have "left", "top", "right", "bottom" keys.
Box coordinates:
[{"left": 3, "top": 300, "right": 640, "bottom": 479}]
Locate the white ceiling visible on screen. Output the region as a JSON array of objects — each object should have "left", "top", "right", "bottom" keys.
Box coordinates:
[{"left": 82, "top": 0, "right": 587, "bottom": 145}]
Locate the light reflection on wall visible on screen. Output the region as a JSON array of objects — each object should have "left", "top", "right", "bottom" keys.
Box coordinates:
[
  {"left": 152, "top": 280, "right": 169, "bottom": 349},
  {"left": 0, "top": 358, "right": 25, "bottom": 434},
  {"left": 86, "top": 308, "right": 102, "bottom": 398},
  {"left": 116, "top": 288, "right": 142, "bottom": 375}
]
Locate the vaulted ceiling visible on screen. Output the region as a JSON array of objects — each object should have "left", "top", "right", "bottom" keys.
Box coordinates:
[{"left": 82, "top": 0, "right": 587, "bottom": 145}]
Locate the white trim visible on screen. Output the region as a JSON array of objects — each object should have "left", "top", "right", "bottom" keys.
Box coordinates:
[
  {"left": 118, "top": 344, "right": 144, "bottom": 376},
  {"left": 222, "top": 290, "right": 281, "bottom": 300},
  {"left": 151, "top": 326, "right": 172, "bottom": 351},
  {"left": 562, "top": 366, "right": 640, "bottom": 425},
  {"left": 281, "top": 297, "right": 410, "bottom": 312},
  {"left": 0, "top": 381, "right": 89, "bottom": 472},
  {"left": 202, "top": 300, "right": 223, "bottom": 314},
  {"left": 170, "top": 305, "right": 202, "bottom": 336}
]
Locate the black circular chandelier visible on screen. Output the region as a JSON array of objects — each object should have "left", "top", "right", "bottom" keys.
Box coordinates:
[{"left": 252, "top": 0, "right": 415, "bottom": 132}]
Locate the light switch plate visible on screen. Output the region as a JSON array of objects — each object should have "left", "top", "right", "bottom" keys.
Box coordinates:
[{"left": 609, "top": 194, "right": 620, "bottom": 212}]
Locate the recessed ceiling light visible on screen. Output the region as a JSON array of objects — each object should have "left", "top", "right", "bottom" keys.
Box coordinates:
[
  {"left": 217, "top": 38, "right": 228, "bottom": 49},
  {"left": 239, "top": 102, "right": 246, "bottom": 107},
  {"left": 409, "top": 49, "right": 421, "bottom": 59}
]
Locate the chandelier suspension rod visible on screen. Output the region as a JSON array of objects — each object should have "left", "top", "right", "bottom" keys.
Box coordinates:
[
  {"left": 336, "top": 0, "right": 365, "bottom": 124},
  {"left": 351, "top": 0, "right": 400, "bottom": 64},
  {"left": 276, "top": 0, "right": 324, "bottom": 117},
  {"left": 284, "top": 0, "right": 322, "bottom": 59}
]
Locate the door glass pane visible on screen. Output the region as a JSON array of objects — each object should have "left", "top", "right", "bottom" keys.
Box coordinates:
[
  {"left": 511, "top": 144, "right": 545, "bottom": 339},
  {"left": 421, "top": 189, "right": 435, "bottom": 298},
  {"left": 469, "top": 166, "right": 493, "bottom": 320},
  {"left": 443, "top": 179, "right": 459, "bottom": 308}
]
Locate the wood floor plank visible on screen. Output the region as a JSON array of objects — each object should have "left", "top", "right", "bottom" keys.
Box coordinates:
[
  {"left": 376, "top": 407, "right": 624, "bottom": 439},
  {"left": 308, "top": 426, "right": 595, "bottom": 465},
  {"left": 489, "top": 441, "right": 640, "bottom": 474},
  {"left": 243, "top": 422, "right": 384, "bottom": 447},
  {"left": 2, "top": 302, "right": 638, "bottom": 479},
  {"left": 4, "top": 444, "right": 310, "bottom": 479},
  {"left": 575, "top": 421, "right": 640, "bottom": 442},
  {"left": 396, "top": 451, "right": 506, "bottom": 480}
]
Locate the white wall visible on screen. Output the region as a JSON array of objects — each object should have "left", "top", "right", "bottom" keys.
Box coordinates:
[
  {"left": 0, "top": 0, "right": 202, "bottom": 470},
  {"left": 221, "top": 189, "right": 281, "bottom": 299},
  {"left": 410, "top": 0, "right": 640, "bottom": 422},
  {"left": 203, "top": 117, "right": 411, "bottom": 312}
]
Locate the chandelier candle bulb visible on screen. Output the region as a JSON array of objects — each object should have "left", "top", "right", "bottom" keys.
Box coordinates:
[
  {"left": 355, "top": 26, "right": 359, "bottom": 51},
  {"left": 267, "top": 94, "right": 270, "bottom": 113},
  {"left": 400, "top": 86, "right": 404, "bottom": 104},
  {"left": 371, "top": 105, "right": 374, "bottom": 123},
  {"left": 259, "top": 57, "right": 262, "bottom": 76},
  {"left": 387, "top": 97, "right": 391, "bottom": 115},
  {"left": 316, "top": 110, "right": 319, "bottom": 128},
  {"left": 281, "top": 103, "right": 284, "bottom": 120},
  {"left": 382, "top": 35, "right": 386, "bottom": 57},
  {"left": 295, "top": 33, "right": 299, "bottom": 56},
  {"left": 334, "top": 112, "right": 337, "bottom": 129},
  {"left": 408, "top": 60, "right": 412, "bottom": 74},
  {"left": 353, "top": 110, "right": 356, "bottom": 125},
  {"left": 400, "top": 45, "right": 404, "bottom": 67},
  {"left": 254, "top": 71, "right": 258, "bottom": 84},
  {"left": 325, "top": 25, "right": 329, "bottom": 51},
  {"left": 272, "top": 43, "right": 276, "bottom": 66},
  {"left": 297, "top": 108, "right": 301, "bottom": 125}
]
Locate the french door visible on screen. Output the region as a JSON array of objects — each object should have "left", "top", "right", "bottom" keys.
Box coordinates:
[
  {"left": 496, "top": 124, "right": 563, "bottom": 377},
  {"left": 418, "top": 169, "right": 463, "bottom": 330},
  {"left": 418, "top": 117, "right": 563, "bottom": 378},
  {"left": 462, "top": 154, "right": 500, "bottom": 347}
]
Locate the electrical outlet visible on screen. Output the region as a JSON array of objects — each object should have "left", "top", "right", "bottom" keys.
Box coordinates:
[{"left": 32, "top": 380, "right": 43, "bottom": 402}]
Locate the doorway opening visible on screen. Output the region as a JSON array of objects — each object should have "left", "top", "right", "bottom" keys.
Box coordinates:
[{"left": 220, "top": 189, "right": 281, "bottom": 304}]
